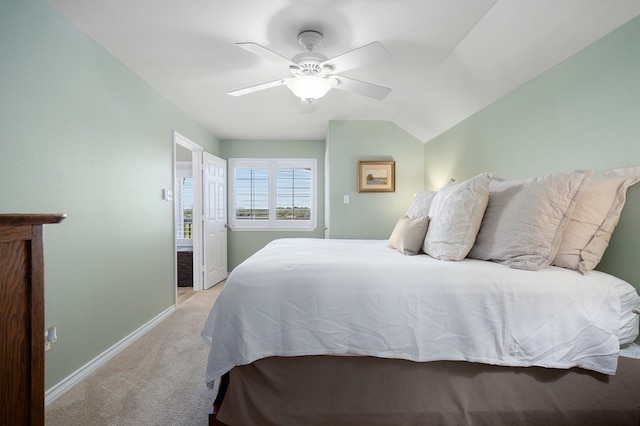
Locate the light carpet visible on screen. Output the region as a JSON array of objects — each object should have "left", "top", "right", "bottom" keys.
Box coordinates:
[{"left": 46, "top": 283, "right": 224, "bottom": 426}]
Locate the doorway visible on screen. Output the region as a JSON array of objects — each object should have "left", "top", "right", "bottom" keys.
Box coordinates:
[
  {"left": 174, "top": 132, "right": 202, "bottom": 293},
  {"left": 173, "top": 131, "right": 227, "bottom": 295}
]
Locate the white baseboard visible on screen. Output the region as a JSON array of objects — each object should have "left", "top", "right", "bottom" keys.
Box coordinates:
[{"left": 45, "top": 304, "right": 176, "bottom": 405}]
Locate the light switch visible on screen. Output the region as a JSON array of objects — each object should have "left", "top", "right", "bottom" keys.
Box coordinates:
[
  {"left": 163, "top": 189, "right": 173, "bottom": 201},
  {"left": 343, "top": 195, "right": 350, "bottom": 204}
]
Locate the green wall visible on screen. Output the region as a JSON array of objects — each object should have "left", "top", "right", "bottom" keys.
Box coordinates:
[
  {"left": 220, "top": 139, "right": 326, "bottom": 270},
  {"left": 0, "top": 0, "right": 220, "bottom": 391},
  {"left": 326, "top": 121, "right": 425, "bottom": 239},
  {"left": 221, "top": 121, "right": 425, "bottom": 268},
  {"left": 424, "top": 15, "right": 640, "bottom": 292}
]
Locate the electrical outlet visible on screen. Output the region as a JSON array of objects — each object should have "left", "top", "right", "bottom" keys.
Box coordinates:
[{"left": 45, "top": 325, "right": 57, "bottom": 351}]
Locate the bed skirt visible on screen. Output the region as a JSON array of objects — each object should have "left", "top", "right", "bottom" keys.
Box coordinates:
[{"left": 212, "top": 355, "right": 640, "bottom": 426}]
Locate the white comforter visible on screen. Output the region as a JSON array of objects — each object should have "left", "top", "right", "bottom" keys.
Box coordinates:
[{"left": 202, "top": 239, "right": 640, "bottom": 385}]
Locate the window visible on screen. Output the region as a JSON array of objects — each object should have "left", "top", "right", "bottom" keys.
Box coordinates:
[
  {"left": 176, "top": 162, "right": 193, "bottom": 245},
  {"left": 229, "top": 158, "right": 317, "bottom": 231}
]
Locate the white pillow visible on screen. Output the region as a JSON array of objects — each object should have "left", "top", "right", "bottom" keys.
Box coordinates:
[
  {"left": 388, "top": 215, "right": 429, "bottom": 255},
  {"left": 406, "top": 191, "right": 436, "bottom": 218},
  {"left": 553, "top": 166, "right": 640, "bottom": 273},
  {"left": 468, "top": 170, "right": 592, "bottom": 270},
  {"left": 423, "top": 173, "right": 491, "bottom": 261},
  {"left": 405, "top": 180, "right": 455, "bottom": 218}
]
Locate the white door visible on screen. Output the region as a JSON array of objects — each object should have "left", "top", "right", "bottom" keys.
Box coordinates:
[{"left": 203, "top": 152, "right": 227, "bottom": 289}]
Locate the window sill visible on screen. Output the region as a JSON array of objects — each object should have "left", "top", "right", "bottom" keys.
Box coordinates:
[{"left": 228, "top": 227, "right": 317, "bottom": 232}]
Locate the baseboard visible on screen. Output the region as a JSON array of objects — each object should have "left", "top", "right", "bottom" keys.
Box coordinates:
[{"left": 45, "top": 304, "right": 176, "bottom": 405}]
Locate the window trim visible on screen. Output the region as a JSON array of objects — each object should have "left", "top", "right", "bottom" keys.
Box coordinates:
[{"left": 228, "top": 158, "right": 317, "bottom": 231}]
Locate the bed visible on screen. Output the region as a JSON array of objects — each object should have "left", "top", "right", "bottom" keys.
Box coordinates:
[{"left": 202, "top": 169, "right": 640, "bottom": 425}]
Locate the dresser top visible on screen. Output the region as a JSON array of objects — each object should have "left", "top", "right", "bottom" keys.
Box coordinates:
[{"left": 0, "top": 213, "right": 67, "bottom": 226}]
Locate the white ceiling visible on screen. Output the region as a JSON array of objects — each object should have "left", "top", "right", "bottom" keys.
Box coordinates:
[{"left": 46, "top": 0, "right": 640, "bottom": 143}]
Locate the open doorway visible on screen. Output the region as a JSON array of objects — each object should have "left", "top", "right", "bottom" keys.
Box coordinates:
[
  {"left": 173, "top": 131, "right": 228, "bottom": 299},
  {"left": 173, "top": 132, "right": 204, "bottom": 294},
  {"left": 175, "top": 145, "right": 195, "bottom": 300}
]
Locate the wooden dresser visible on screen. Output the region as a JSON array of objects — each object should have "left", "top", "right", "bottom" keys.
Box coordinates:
[{"left": 0, "top": 213, "right": 66, "bottom": 426}]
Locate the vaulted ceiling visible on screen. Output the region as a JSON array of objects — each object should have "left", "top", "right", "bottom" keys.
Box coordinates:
[{"left": 47, "top": 0, "right": 640, "bottom": 143}]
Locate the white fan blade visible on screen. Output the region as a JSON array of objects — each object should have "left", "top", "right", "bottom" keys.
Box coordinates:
[
  {"left": 321, "top": 42, "right": 390, "bottom": 74},
  {"left": 236, "top": 42, "right": 299, "bottom": 70},
  {"left": 333, "top": 76, "right": 391, "bottom": 100},
  {"left": 228, "top": 78, "right": 290, "bottom": 96},
  {"left": 300, "top": 99, "right": 317, "bottom": 114}
]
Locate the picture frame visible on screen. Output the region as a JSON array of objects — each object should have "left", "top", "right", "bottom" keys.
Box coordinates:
[{"left": 358, "top": 160, "right": 396, "bottom": 192}]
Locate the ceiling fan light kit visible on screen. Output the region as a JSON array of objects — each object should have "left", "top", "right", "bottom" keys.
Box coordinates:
[
  {"left": 229, "top": 30, "right": 391, "bottom": 111},
  {"left": 287, "top": 75, "right": 337, "bottom": 101}
]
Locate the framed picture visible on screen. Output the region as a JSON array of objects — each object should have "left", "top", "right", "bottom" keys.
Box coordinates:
[{"left": 358, "top": 160, "right": 396, "bottom": 192}]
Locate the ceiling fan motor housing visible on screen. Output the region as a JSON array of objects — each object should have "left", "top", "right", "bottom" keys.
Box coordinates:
[
  {"left": 291, "top": 31, "right": 334, "bottom": 76},
  {"left": 291, "top": 51, "right": 331, "bottom": 76}
]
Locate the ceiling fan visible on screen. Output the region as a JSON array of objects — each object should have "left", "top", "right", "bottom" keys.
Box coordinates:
[{"left": 228, "top": 30, "right": 392, "bottom": 112}]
